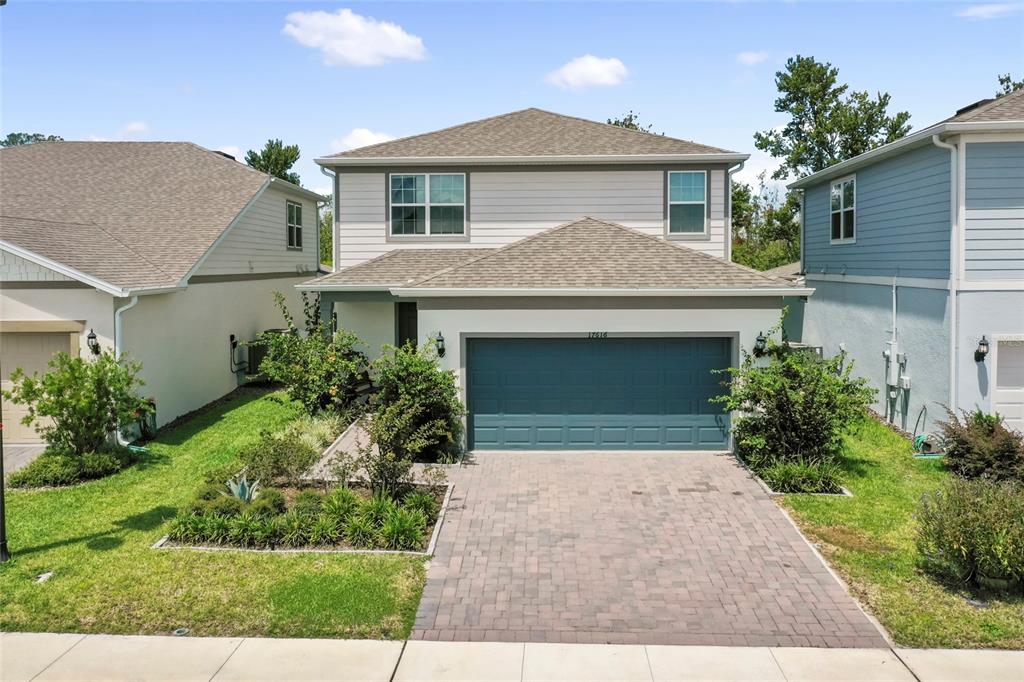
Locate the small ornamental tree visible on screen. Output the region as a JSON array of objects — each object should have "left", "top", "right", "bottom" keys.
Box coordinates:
[
  {"left": 257, "top": 292, "right": 369, "bottom": 414},
  {"left": 2, "top": 350, "right": 151, "bottom": 456}
]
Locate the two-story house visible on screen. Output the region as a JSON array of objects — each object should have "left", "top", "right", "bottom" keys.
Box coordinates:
[
  {"left": 790, "top": 88, "right": 1024, "bottom": 435},
  {"left": 302, "top": 108, "right": 810, "bottom": 451}
]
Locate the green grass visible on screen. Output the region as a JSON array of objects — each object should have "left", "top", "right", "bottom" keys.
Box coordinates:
[
  {"left": 0, "top": 389, "right": 425, "bottom": 639},
  {"left": 782, "top": 418, "right": 1024, "bottom": 649}
]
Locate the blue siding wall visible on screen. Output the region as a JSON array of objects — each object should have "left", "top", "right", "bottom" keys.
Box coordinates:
[
  {"left": 803, "top": 144, "right": 951, "bottom": 278},
  {"left": 964, "top": 141, "right": 1024, "bottom": 280}
]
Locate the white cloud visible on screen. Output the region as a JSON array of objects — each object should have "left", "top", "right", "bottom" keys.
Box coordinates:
[
  {"left": 330, "top": 128, "right": 396, "bottom": 152},
  {"left": 216, "top": 145, "right": 241, "bottom": 159},
  {"left": 546, "top": 55, "right": 628, "bottom": 91},
  {"left": 736, "top": 51, "right": 770, "bottom": 66},
  {"left": 955, "top": 3, "right": 1022, "bottom": 19},
  {"left": 282, "top": 8, "right": 426, "bottom": 66},
  {"left": 89, "top": 120, "right": 151, "bottom": 141}
]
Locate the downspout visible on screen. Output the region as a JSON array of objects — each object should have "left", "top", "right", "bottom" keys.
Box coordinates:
[
  {"left": 726, "top": 161, "right": 745, "bottom": 263},
  {"left": 321, "top": 166, "right": 338, "bottom": 273},
  {"left": 113, "top": 295, "right": 139, "bottom": 447},
  {"left": 932, "top": 134, "right": 959, "bottom": 415}
]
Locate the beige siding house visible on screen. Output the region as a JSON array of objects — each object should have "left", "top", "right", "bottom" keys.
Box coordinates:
[
  {"left": 304, "top": 109, "right": 810, "bottom": 451},
  {"left": 0, "top": 142, "right": 322, "bottom": 441}
]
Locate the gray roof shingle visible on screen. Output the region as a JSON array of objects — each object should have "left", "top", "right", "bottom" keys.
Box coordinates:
[
  {"left": 301, "top": 249, "right": 491, "bottom": 287},
  {"left": 324, "top": 108, "right": 737, "bottom": 160},
  {"left": 946, "top": 87, "right": 1024, "bottom": 123},
  {"left": 0, "top": 141, "right": 306, "bottom": 290}
]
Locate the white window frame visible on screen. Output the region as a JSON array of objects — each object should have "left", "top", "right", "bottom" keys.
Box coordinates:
[
  {"left": 829, "top": 174, "right": 857, "bottom": 245},
  {"left": 666, "top": 170, "right": 708, "bottom": 237},
  {"left": 286, "top": 200, "right": 303, "bottom": 250},
  {"left": 388, "top": 173, "right": 467, "bottom": 237}
]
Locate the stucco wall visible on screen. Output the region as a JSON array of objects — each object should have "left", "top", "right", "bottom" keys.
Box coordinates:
[
  {"left": 122, "top": 277, "right": 306, "bottom": 426},
  {"left": 957, "top": 289, "right": 1024, "bottom": 414},
  {"left": 802, "top": 279, "right": 950, "bottom": 435},
  {"left": 333, "top": 300, "right": 395, "bottom": 358},
  {"left": 1, "top": 287, "right": 115, "bottom": 355}
]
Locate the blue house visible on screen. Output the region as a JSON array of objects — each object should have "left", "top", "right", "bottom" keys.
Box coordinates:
[{"left": 789, "top": 89, "right": 1024, "bottom": 437}]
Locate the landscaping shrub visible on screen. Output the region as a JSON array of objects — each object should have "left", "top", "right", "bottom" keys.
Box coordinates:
[
  {"left": 228, "top": 510, "right": 264, "bottom": 547},
  {"left": 939, "top": 408, "right": 1024, "bottom": 482},
  {"left": 291, "top": 490, "right": 325, "bottom": 516},
  {"left": 361, "top": 492, "right": 397, "bottom": 527},
  {"left": 237, "top": 430, "right": 320, "bottom": 488},
  {"left": 402, "top": 489, "right": 440, "bottom": 522},
  {"left": 322, "top": 487, "right": 360, "bottom": 524},
  {"left": 714, "top": 323, "right": 874, "bottom": 492},
  {"left": 378, "top": 508, "right": 427, "bottom": 550},
  {"left": 250, "top": 488, "right": 286, "bottom": 517},
  {"left": 205, "top": 496, "right": 244, "bottom": 518},
  {"left": 8, "top": 446, "right": 138, "bottom": 489},
  {"left": 200, "top": 514, "right": 231, "bottom": 544},
  {"left": 2, "top": 350, "right": 151, "bottom": 456},
  {"left": 344, "top": 515, "right": 377, "bottom": 549},
  {"left": 257, "top": 292, "right": 369, "bottom": 415},
  {"left": 279, "top": 510, "right": 311, "bottom": 547},
  {"left": 308, "top": 516, "right": 342, "bottom": 545},
  {"left": 758, "top": 459, "right": 844, "bottom": 495},
  {"left": 916, "top": 477, "right": 1024, "bottom": 589},
  {"left": 371, "top": 341, "right": 464, "bottom": 462}
]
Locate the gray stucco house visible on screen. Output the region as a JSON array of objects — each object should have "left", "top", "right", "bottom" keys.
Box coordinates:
[{"left": 790, "top": 88, "right": 1024, "bottom": 436}]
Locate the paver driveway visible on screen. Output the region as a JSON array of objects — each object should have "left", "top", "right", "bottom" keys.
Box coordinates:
[{"left": 412, "top": 451, "right": 887, "bottom": 648}]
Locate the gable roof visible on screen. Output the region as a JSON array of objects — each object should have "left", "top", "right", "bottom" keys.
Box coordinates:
[
  {"left": 0, "top": 141, "right": 322, "bottom": 293},
  {"left": 790, "top": 88, "right": 1024, "bottom": 190},
  {"left": 318, "top": 109, "right": 744, "bottom": 165},
  {"left": 298, "top": 249, "right": 492, "bottom": 290}
]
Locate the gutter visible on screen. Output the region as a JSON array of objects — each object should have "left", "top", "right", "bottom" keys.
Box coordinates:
[
  {"left": 296, "top": 283, "right": 394, "bottom": 292},
  {"left": 932, "top": 133, "right": 960, "bottom": 413},
  {"left": 388, "top": 286, "right": 814, "bottom": 298},
  {"left": 316, "top": 152, "right": 750, "bottom": 167}
]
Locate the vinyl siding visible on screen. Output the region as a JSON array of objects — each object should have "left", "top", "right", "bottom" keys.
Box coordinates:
[
  {"left": 195, "top": 186, "right": 320, "bottom": 277},
  {"left": 0, "top": 250, "right": 73, "bottom": 281},
  {"left": 803, "top": 144, "right": 951, "bottom": 278},
  {"left": 964, "top": 142, "right": 1024, "bottom": 280},
  {"left": 335, "top": 168, "right": 729, "bottom": 268}
]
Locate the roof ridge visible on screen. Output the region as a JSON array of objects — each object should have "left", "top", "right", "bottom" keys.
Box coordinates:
[
  {"left": 328, "top": 108, "right": 539, "bottom": 158},
  {"left": 962, "top": 87, "right": 1024, "bottom": 120},
  {"left": 80, "top": 215, "right": 180, "bottom": 284},
  {"left": 526, "top": 108, "right": 733, "bottom": 153}
]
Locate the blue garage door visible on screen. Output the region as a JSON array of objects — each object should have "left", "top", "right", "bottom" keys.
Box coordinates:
[{"left": 467, "top": 337, "right": 731, "bottom": 450}]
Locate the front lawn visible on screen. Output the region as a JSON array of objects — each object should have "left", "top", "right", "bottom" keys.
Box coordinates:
[
  {"left": 0, "top": 389, "right": 425, "bottom": 639},
  {"left": 783, "top": 418, "right": 1024, "bottom": 649}
]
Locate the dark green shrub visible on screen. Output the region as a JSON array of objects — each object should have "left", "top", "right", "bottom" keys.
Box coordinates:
[
  {"left": 8, "top": 446, "right": 137, "bottom": 488},
  {"left": 257, "top": 292, "right": 369, "bottom": 415},
  {"left": 237, "top": 430, "right": 320, "bottom": 487},
  {"left": 199, "top": 514, "right": 231, "bottom": 544},
  {"left": 360, "top": 493, "right": 397, "bottom": 527},
  {"left": 322, "top": 488, "right": 360, "bottom": 524},
  {"left": 291, "top": 489, "right": 324, "bottom": 516},
  {"left": 205, "top": 496, "right": 244, "bottom": 518},
  {"left": 167, "top": 512, "right": 205, "bottom": 544},
  {"left": 202, "top": 465, "right": 240, "bottom": 486},
  {"left": 759, "top": 459, "right": 844, "bottom": 494},
  {"left": 917, "top": 477, "right": 1024, "bottom": 588},
  {"left": 80, "top": 450, "right": 127, "bottom": 478},
  {"left": 2, "top": 350, "right": 151, "bottom": 455},
  {"left": 402, "top": 490, "right": 440, "bottom": 522},
  {"left": 249, "top": 488, "right": 286, "bottom": 516},
  {"left": 939, "top": 409, "right": 1024, "bottom": 482},
  {"left": 227, "top": 510, "right": 264, "bottom": 547},
  {"left": 378, "top": 508, "right": 427, "bottom": 550},
  {"left": 279, "top": 510, "right": 310, "bottom": 547},
  {"left": 194, "top": 483, "right": 226, "bottom": 501},
  {"left": 344, "top": 514, "right": 377, "bottom": 549},
  {"left": 371, "top": 342, "right": 464, "bottom": 462},
  {"left": 309, "top": 516, "right": 341, "bottom": 545},
  {"left": 252, "top": 515, "right": 280, "bottom": 547}
]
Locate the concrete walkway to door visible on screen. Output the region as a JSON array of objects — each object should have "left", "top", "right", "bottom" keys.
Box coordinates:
[{"left": 413, "top": 451, "right": 886, "bottom": 648}]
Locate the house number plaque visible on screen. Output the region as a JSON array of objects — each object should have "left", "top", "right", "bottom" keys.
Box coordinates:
[{"left": 587, "top": 332, "right": 609, "bottom": 338}]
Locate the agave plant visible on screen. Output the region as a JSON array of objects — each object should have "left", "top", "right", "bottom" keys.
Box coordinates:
[{"left": 225, "top": 473, "right": 260, "bottom": 503}]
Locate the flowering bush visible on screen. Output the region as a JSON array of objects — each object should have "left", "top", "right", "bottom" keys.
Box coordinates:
[{"left": 938, "top": 408, "right": 1024, "bottom": 482}]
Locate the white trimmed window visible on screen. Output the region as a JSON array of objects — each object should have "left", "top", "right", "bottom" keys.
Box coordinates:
[
  {"left": 830, "top": 176, "right": 856, "bottom": 243},
  {"left": 390, "top": 173, "right": 465, "bottom": 236},
  {"left": 286, "top": 201, "right": 303, "bottom": 249},
  {"left": 667, "top": 171, "right": 707, "bottom": 234}
]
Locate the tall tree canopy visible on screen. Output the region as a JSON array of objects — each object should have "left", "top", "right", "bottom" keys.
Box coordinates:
[
  {"left": 1, "top": 132, "right": 63, "bottom": 147},
  {"left": 754, "top": 55, "right": 911, "bottom": 180},
  {"left": 997, "top": 73, "right": 1024, "bottom": 96},
  {"left": 607, "top": 111, "right": 660, "bottom": 134},
  {"left": 730, "top": 176, "right": 801, "bottom": 271},
  {"left": 319, "top": 197, "right": 333, "bottom": 267},
  {"left": 245, "top": 139, "right": 301, "bottom": 185}
]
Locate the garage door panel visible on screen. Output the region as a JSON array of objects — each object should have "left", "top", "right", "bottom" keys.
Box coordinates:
[
  {"left": 1, "top": 331, "right": 72, "bottom": 443},
  {"left": 467, "top": 337, "right": 731, "bottom": 450}
]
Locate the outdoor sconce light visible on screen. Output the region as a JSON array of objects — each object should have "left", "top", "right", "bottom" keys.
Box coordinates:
[
  {"left": 753, "top": 332, "right": 768, "bottom": 358},
  {"left": 86, "top": 329, "right": 101, "bottom": 356},
  {"left": 435, "top": 332, "right": 446, "bottom": 358},
  {"left": 975, "top": 336, "right": 990, "bottom": 363}
]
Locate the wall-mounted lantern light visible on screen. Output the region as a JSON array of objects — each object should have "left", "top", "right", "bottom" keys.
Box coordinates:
[
  {"left": 434, "top": 332, "right": 446, "bottom": 358},
  {"left": 975, "top": 336, "right": 990, "bottom": 363},
  {"left": 86, "top": 329, "right": 101, "bottom": 356},
  {"left": 753, "top": 332, "right": 768, "bottom": 358}
]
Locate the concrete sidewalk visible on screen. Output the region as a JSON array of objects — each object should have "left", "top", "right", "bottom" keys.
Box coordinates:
[{"left": 2, "top": 632, "right": 1022, "bottom": 682}]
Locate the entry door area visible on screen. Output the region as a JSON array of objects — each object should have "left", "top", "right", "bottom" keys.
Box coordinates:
[
  {"left": 467, "top": 337, "right": 731, "bottom": 450},
  {"left": 995, "top": 340, "right": 1024, "bottom": 432},
  {"left": 1, "top": 331, "right": 73, "bottom": 443}
]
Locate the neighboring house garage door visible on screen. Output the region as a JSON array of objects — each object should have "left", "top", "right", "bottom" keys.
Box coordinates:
[
  {"left": 1, "top": 331, "right": 72, "bottom": 443},
  {"left": 467, "top": 337, "right": 731, "bottom": 450},
  {"left": 995, "top": 340, "right": 1024, "bottom": 433}
]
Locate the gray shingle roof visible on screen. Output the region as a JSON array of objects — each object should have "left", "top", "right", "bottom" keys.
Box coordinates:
[
  {"left": 400, "top": 218, "right": 798, "bottom": 290},
  {"left": 324, "top": 108, "right": 737, "bottom": 160},
  {"left": 946, "top": 87, "right": 1024, "bottom": 123},
  {"left": 0, "top": 141, "right": 305, "bottom": 290},
  {"left": 301, "top": 249, "right": 491, "bottom": 287}
]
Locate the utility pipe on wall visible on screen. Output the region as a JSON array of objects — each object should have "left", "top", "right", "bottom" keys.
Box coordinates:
[
  {"left": 932, "top": 134, "right": 959, "bottom": 414},
  {"left": 726, "top": 161, "right": 745, "bottom": 263}
]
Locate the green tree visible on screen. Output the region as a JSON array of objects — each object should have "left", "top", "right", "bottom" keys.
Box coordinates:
[
  {"left": 997, "top": 73, "right": 1024, "bottom": 97},
  {"left": 319, "top": 196, "right": 333, "bottom": 267},
  {"left": 606, "top": 111, "right": 660, "bottom": 134},
  {"left": 245, "top": 138, "right": 301, "bottom": 185},
  {"left": 754, "top": 55, "right": 911, "bottom": 180},
  {"left": 1, "top": 132, "right": 63, "bottom": 147},
  {"left": 731, "top": 175, "right": 801, "bottom": 271}
]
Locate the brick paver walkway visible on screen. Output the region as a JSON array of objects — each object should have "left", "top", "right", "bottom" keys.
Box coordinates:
[{"left": 412, "top": 451, "right": 887, "bottom": 648}]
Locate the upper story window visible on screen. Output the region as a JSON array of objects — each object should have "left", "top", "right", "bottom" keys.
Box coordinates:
[
  {"left": 286, "top": 200, "right": 303, "bottom": 249},
  {"left": 830, "top": 176, "right": 856, "bottom": 243},
  {"left": 667, "top": 171, "right": 706, "bottom": 235},
  {"left": 390, "top": 173, "right": 465, "bottom": 236}
]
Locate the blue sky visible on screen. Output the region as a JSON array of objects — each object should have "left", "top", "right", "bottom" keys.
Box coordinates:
[{"left": 3, "top": 1, "right": 1022, "bottom": 194}]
